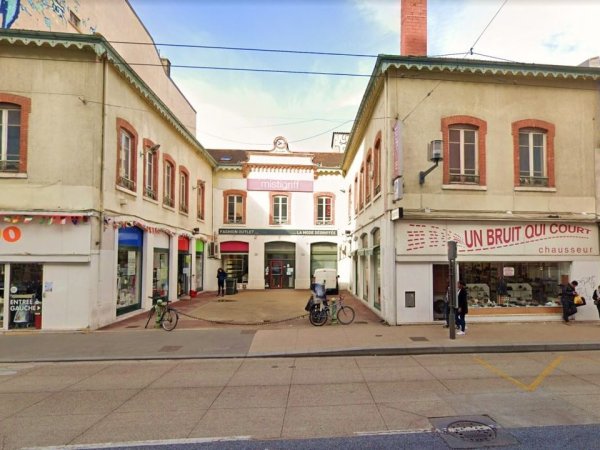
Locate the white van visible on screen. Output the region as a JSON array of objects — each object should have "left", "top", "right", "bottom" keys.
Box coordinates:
[{"left": 313, "top": 268, "right": 339, "bottom": 295}]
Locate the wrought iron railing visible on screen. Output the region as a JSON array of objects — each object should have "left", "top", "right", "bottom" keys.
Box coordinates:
[
  {"left": 163, "top": 196, "right": 174, "bottom": 208},
  {"left": 144, "top": 187, "right": 157, "bottom": 200},
  {"left": 0, "top": 159, "right": 19, "bottom": 172},
  {"left": 118, "top": 176, "right": 136, "bottom": 191},
  {"left": 449, "top": 173, "right": 480, "bottom": 184},
  {"left": 519, "top": 175, "right": 548, "bottom": 187}
]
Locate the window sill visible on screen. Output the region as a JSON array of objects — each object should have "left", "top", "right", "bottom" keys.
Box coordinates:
[
  {"left": 514, "top": 186, "right": 556, "bottom": 193},
  {"left": 116, "top": 185, "right": 137, "bottom": 197},
  {"left": 442, "top": 184, "right": 487, "bottom": 191},
  {"left": 0, "top": 172, "right": 27, "bottom": 179},
  {"left": 162, "top": 203, "right": 175, "bottom": 212},
  {"left": 143, "top": 195, "right": 159, "bottom": 205}
]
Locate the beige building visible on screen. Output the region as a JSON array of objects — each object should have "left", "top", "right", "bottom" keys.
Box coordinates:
[
  {"left": 342, "top": 0, "right": 600, "bottom": 325},
  {"left": 0, "top": 2, "right": 215, "bottom": 330}
]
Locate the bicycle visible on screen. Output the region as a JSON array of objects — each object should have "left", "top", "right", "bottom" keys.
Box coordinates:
[
  {"left": 144, "top": 295, "right": 179, "bottom": 331},
  {"left": 308, "top": 294, "right": 355, "bottom": 326}
]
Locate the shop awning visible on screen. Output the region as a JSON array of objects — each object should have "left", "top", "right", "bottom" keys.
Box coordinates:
[{"left": 220, "top": 241, "right": 249, "bottom": 252}]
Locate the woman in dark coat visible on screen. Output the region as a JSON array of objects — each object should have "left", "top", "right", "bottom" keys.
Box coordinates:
[{"left": 456, "top": 280, "right": 468, "bottom": 335}]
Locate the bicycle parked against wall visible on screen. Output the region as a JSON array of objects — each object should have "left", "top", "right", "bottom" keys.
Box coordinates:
[
  {"left": 305, "top": 284, "right": 355, "bottom": 326},
  {"left": 144, "top": 295, "right": 179, "bottom": 331}
]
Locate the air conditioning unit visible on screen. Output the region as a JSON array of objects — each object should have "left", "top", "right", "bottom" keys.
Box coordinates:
[{"left": 207, "top": 242, "right": 220, "bottom": 259}]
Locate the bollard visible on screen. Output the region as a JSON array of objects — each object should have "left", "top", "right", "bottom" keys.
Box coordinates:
[{"left": 330, "top": 299, "right": 338, "bottom": 324}]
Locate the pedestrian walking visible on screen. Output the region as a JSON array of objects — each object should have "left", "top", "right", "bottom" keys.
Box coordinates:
[
  {"left": 216, "top": 267, "right": 227, "bottom": 297},
  {"left": 593, "top": 284, "right": 600, "bottom": 319},
  {"left": 560, "top": 280, "right": 578, "bottom": 323},
  {"left": 456, "top": 280, "right": 468, "bottom": 335}
]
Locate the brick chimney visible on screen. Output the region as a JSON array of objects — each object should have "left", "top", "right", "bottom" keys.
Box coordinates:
[{"left": 401, "top": 0, "right": 427, "bottom": 56}]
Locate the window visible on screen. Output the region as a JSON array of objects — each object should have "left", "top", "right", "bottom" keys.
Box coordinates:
[
  {"left": 442, "top": 116, "right": 487, "bottom": 186},
  {"left": 69, "top": 11, "right": 81, "bottom": 30},
  {"left": 512, "top": 119, "right": 555, "bottom": 188},
  {"left": 0, "top": 95, "right": 30, "bottom": 174},
  {"left": 142, "top": 140, "right": 158, "bottom": 200},
  {"left": 163, "top": 155, "right": 175, "bottom": 208},
  {"left": 373, "top": 134, "right": 381, "bottom": 196},
  {"left": 365, "top": 150, "right": 372, "bottom": 204},
  {"left": 353, "top": 175, "right": 358, "bottom": 214},
  {"left": 196, "top": 180, "right": 205, "bottom": 221},
  {"left": 359, "top": 164, "right": 364, "bottom": 209},
  {"left": 347, "top": 185, "right": 352, "bottom": 222},
  {"left": 270, "top": 193, "right": 289, "bottom": 225},
  {"left": 116, "top": 118, "right": 138, "bottom": 192},
  {"left": 224, "top": 190, "right": 246, "bottom": 224},
  {"left": 179, "top": 166, "right": 189, "bottom": 213},
  {"left": 314, "top": 193, "right": 334, "bottom": 225}
]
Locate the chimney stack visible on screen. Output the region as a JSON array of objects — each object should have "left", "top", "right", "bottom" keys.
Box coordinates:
[{"left": 401, "top": 0, "right": 427, "bottom": 56}]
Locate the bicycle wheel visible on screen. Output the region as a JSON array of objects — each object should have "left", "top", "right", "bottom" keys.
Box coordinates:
[
  {"left": 336, "top": 305, "right": 355, "bottom": 325},
  {"left": 309, "top": 307, "right": 327, "bottom": 326},
  {"left": 161, "top": 308, "right": 179, "bottom": 331},
  {"left": 144, "top": 306, "right": 156, "bottom": 329}
]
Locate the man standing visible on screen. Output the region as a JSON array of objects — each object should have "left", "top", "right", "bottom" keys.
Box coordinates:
[
  {"left": 216, "top": 267, "right": 227, "bottom": 297},
  {"left": 456, "top": 280, "right": 468, "bottom": 335},
  {"left": 561, "top": 280, "right": 578, "bottom": 323}
]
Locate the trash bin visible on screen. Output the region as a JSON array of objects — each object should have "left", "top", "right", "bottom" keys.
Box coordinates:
[{"left": 225, "top": 278, "right": 238, "bottom": 295}]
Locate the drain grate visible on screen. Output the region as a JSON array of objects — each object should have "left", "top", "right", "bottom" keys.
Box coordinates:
[
  {"left": 446, "top": 420, "right": 497, "bottom": 442},
  {"left": 409, "top": 336, "right": 429, "bottom": 342},
  {"left": 430, "top": 415, "right": 518, "bottom": 449}
]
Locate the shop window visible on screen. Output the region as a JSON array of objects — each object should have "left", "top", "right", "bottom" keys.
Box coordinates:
[
  {"left": 8, "top": 263, "right": 43, "bottom": 329},
  {"left": 116, "top": 118, "right": 138, "bottom": 192},
  {"left": 179, "top": 166, "right": 189, "bottom": 214},
  {"left": 223, "top": 190, "right": 246, "bottom": 224},
  {"left": 163, "top": 154, "right": 176, "bottom": 208},
  {"left": 0, "top": 95, "right": 30, "bottom": 174},
  {"left": 442, "top": 115, "right": 487, "bottom": 186},
  {"left": 152, "top": 249, "right": 169, "bottom": 298},
  {"left": 460, "top": 262, "right": 566, "bottom": 309},
  {"left": 314, "top": 193, "right": 334, "bottom": 225},
  {"left": 117, "top": 227, "right": 142, "bottom": 315},
  {"left": 142, "top": 139, "right": 159, "bottom": 200},
  {"left": 512, "top": 119, "right": 555, "bottom": 188},
  {"left": 270, "top": 193, "right": 289, "bottom": 225}
]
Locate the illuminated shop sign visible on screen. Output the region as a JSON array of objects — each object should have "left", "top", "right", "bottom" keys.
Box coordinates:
[{"left": 398, "top": 222, "right": 599, "bottom": 256}]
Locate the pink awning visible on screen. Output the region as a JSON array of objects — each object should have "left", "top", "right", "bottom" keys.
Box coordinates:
[{"left": 220, "top": 241, "right": 249, "bottom": 252}]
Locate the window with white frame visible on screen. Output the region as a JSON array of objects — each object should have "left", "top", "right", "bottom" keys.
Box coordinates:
[
  {"left": 519, "top": 128, "right": 547, "bottom": 186},
  {"left": 0, "top": 103, "right": 21, "bottom": 172},
  {"left": 316, "top": 195, "right": 333, "bottom": 225},
  {"left": 118, "top": 129, "right": 135, "bottom": 190},
  {"left": 164, "top": 161, "right": 174, "bottom": 207},
  {"left": 448, "top": 126, "right": 478, "bottom": 183},
  {"left": 227, "top": 194, "right": 244, "bottom": 224},
  {"left": 179, "top": 169, "right": 189, "bottom": 213},
  {"left": 272, "top": 195, "right": 289, "bottom": 225}
]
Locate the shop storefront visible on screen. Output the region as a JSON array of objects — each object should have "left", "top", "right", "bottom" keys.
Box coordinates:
[
  {"left": 309, "top": 242, "right": 337, "bottom": 281},
  {"left": 395, "top": 221, "right": 600, "bottom": 323},
  {"left": 221, "top": 241, "right": 249, "bottom": 285},
  {"left": 195, "top": 240, "right": 204, "bottom": 292},
  {"left": 117, "top": 227, "right": 143, "bottom": 315},
  {"left": 265, "top": 241, "right": 295, "bottom": 289},
  {"left": 177, "top": 236, "right": 191, "bottom": 298},
  {"left": 152, "top": 233, "right": 170, "bottom": 298}
]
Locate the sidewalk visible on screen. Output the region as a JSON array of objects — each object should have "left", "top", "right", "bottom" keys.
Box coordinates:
[{"left": 1, "top": 290, "right": 600, "bottom": 362}]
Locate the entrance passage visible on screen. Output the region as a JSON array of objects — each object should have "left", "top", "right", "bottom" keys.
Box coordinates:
[{"left": 265, "top": 241, "right": 295, "bottom": 289}]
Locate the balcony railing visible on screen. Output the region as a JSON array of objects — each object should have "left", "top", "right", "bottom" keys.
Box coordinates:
[
  {"left": 179, "top": 203, "right": 188, "bottom": 213},
  {"left": 449, "top": 173, "right": 480, "bottom": 184},
  {"left": 316, "top": 219, "right": 333, "bottom": 225},
  {"left": 519, "top": 175, "right": 548, "bottom": 187},
  {"left": 144, "top": 187, "right": 157, "bottom": 200},
  {"left": 163, "top": 196, "right": 175, "bottom": 208},
  {"left": 0, "top": 159, "right": 20, "bottom": 172},
  {"left": 118, "top": 176, "right": 136, "bottom": 191}
]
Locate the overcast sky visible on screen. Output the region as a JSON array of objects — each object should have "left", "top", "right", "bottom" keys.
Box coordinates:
[{"left": 129, "top": 0, "right": 600, "bottom": 152}]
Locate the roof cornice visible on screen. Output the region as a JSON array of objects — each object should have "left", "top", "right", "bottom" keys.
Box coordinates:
[{"left": 0, "top": 29, "right": 216, "bottom": 168}]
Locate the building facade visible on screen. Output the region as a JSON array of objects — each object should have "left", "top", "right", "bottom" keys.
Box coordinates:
[
  {"left": 0, "top": 5, "right": 215, "bottom": 330},
  {"left": 342, "top": 43, "right": 600, "bottom": 324},
  {"left": 206, "top": 137, "right": 347, "bottom": 293}
]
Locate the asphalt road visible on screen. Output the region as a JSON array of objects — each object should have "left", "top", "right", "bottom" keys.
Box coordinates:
[{"left": 2, "top": 351, "right": 600, "bottom": 449}]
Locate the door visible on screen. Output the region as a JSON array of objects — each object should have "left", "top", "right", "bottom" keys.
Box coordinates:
[
  {"left": 269, "top": 260, "right": 284, "bottom": 289},
  {"left": 9, "top": 263, "right": 43, "bottom": 329}
]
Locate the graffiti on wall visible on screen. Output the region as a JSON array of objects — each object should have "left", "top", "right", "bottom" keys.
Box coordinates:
[
  {"left": 0, "top": 0, "right": 20, "bottom": 28},
  {"left": 1, "top": 0, "right": 96, "bottom": 33}
]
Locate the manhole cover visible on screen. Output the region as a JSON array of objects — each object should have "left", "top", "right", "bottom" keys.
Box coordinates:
[
  {"left": 445, "top": 420, "right": 497, "bottom": 442},
  {"left": 410, "top": 336, "right": 429, "bottom": 342}
]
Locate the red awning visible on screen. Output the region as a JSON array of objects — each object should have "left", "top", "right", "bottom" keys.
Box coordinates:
[
  {"left": 220, "top": 241, "right": 249, "bottom": 253},
  {"left": 178, "top": 236, "right": 190, "bottom": 252}
]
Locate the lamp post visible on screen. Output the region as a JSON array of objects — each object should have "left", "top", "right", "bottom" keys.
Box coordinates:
[{"left": 448, "top": 240, "right": 458, "bottom": 340}]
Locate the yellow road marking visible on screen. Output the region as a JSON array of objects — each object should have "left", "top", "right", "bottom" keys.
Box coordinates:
[{"left": 473, "top": 355, "right": 564, "bottom": 392}]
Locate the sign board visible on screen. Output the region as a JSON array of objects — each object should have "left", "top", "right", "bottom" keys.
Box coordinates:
[
  {"left": 219, "top": 228, "right": 337, "bottom": 236},
  {"left": 247, "top": 179, "right": 313, "bottom": 192}
]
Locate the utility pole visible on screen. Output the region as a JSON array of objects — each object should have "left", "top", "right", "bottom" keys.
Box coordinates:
[{"left": 447, "top": 241, "right": 457, "bottom": 340}]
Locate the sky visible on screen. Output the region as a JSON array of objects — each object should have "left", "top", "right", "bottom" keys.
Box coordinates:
[{"left": 128, "top": 0, "right": 600, "bottom": 152}]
